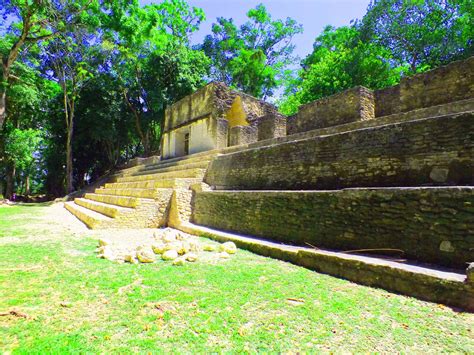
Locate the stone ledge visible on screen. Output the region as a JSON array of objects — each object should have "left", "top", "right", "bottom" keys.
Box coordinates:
[
  {"left": 205, "top": 112, "right": 474, "bottom": 190},
  {"left": 177, "top": 222, "right": 474, "bottom": 312},
  {"left": 192, "top": 187, "right": 474, "bottom": 268}
]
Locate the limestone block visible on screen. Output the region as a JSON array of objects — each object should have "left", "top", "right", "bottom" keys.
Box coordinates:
[
  {"left": 289, "top": 86, "right": 375, "bottom": 134},
  {"left": 400, "top": 56, "right": 474, "bottom": 112},
  {"left": 374, "top": 85, "right": 400, "bottom": 117},
  {"left": 467, "top": 263, "right": 474, "bottom": 284},
  {"left": 229, "top": 125, "right": 257, "bottom": 146},
  {"left": 136, "top": 246, "right": 156, "bottom": 263},
  {"left": 193, "top": 187, "right": 474, "bottom": 268},
  {"left": 172, "top": 256, "right": 186, "bottom": 266},
  {"left": 206, "top": 112, "right": 474, "bottom": 190},
  {"left": 219, "top": 241, "right": 237, "bottom": 254},
  {"left": 168, "top": 188, "right": 194, "bottom": 228},
  {"left": 162, "top": 250, "right": 179, "bottom": 261},
  {"left": 216, "top": 118, "right": 229, "bottom": 148},
  {"left": 256, "top": 113, "right": 287, "bottom": 141}
]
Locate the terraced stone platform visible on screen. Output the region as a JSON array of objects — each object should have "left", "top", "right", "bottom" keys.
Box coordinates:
[
  {"left": 64, "top": 151, "right": 220, "bottom": 229},
  {"left": 65, "top": 58, "right": 474, "bottom": 310}
]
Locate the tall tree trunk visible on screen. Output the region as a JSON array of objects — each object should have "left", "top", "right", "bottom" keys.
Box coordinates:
[
  {"left": 1, "top": 57, "right": 10, "bottom": 130},
  {"left": 5, "top": 163, "right": 15, "bottom": 200},
  {"left": 65, "top": 103, "right": 74, "bottom": 194},
  {"left": 122, "top": 90, "right": 150, "bottom": 156},
  {"left": 25, "top": 174, "right": 30, "bottom": 196},
  {"left": 0, "top": 86, "right": 6, "bottom": 130}
]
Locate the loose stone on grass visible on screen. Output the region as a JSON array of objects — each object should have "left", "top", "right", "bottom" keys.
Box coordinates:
[
  {"left": 162, "top": 249, "right": 179, "bottom": 261},
  {"left": 136, "top": 246, "right": 156, "bottom": 263},
  {"left": 220, "top": 241, "right": 237, "bottom": 254},
  {"left": 95, "top": 227, "right": 237, "bottom": 265}
]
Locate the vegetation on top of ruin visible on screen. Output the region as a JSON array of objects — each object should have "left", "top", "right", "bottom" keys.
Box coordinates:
[{"left": 0, "top": 0, "right": 472, "bottom": 198}]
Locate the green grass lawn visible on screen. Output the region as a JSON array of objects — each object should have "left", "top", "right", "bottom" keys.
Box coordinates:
[{"left": 0, "top": 204, "right": 473, "bottom": 353}]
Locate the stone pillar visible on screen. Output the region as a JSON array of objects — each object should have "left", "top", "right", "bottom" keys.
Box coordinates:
[
  {"left": 229, "top": 125, "right": 257, "bottom": 147},
  {"left": 216, "top": 118, "right": 229, "bottom": 149},
  {"left": 257, "top": 113, "right": 287, "bottom": 141}
]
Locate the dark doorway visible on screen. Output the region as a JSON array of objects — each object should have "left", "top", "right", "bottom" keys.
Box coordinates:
[{"left": 184, "top": 133, "right": 190, "bottom": 155}]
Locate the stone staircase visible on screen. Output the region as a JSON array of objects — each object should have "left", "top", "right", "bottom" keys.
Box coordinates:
[{"left": 64, "top": 151, "right": 218, "bottom": 229}]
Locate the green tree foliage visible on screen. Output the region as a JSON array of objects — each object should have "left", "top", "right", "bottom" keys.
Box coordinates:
[
  {"left": 4, "top": 127, "right": 42, "bottom": 195},
  {"left": 279, "top": 26, "right": 401, "bottom": 115},
  {"left": 111, "top": 0, "right": 209, "bottom": 156},
  {"left": 201, "top": 4, "right": 302, "bottom": 99},
  {"left": 0, "top": 0, "right": 59, "bottom": 129},
  {"left": 0, "top": 37, "right": 57, "bottom": 198},
  {"left": 359, "top": 0, "right": 473, "bottom": 72},
  {"left": 1, "top": 0, "right": 472, "bottom": 198}
]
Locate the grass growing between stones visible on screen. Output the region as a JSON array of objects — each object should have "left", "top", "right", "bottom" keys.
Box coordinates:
[{"left": 1, "top": 204, "right": 473, "bottom": 353}]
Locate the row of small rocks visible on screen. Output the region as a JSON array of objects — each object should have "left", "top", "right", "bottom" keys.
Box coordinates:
[{"left": 96, "top": 228, "right": 237, "bottom": 265}]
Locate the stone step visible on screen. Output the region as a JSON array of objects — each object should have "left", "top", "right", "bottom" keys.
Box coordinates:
[
  {"left": 192, "top": 187, "right": 474, "bottom": 269},
  {"left": 116, "top": 168, "right": 206, "bottom": 183},
  {"left": 64, "top": 201, "right": 113, "bottom": 229},
  {"left": 84, "top": 193, "right": 141, "bottom": 208},
  {"left": 140, "top": 154, "right": 217, "bottom": 171},
  {"left": 94, "top": 187, "right": 165, "bottom": 199},
  {"left": 206, "top": 112, "right": 474, "bottom": 190},
  {"left": 74, "top": 198, "right": 134, "bottom": 218},
  {"left": 113, "top": 151, "right": 219, "bottom": 179},
  {"left": 159, "top": 149, "right": 221, "bottom": 165},
  {"left": 135, "top": 160, "right": 210, "bottom": 176},
  {"left": 104, "top": 178, "right": 202, "bottom": 190},
  {"left": 178, "top": 222, "right": 473, "bottom": 312}
]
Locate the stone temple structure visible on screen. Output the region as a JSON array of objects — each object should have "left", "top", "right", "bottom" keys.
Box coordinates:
[
  {"left": 65, "top": 56, "right": 474, "bottom": 311},
  {"left": 160, "top": 82, "right": 283, "bottom": 159}
]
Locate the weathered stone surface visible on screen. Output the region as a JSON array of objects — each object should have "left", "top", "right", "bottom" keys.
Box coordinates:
[
  {"left": 162, "top": 249, "right": 179, "bottom": 261},
  {"left": 172, "top": 256, "right": 186, "bottom": 266},
  {"left": 219, "top": 241, "right": 237, "bottom": 254},
  {"left": 136, "top": 246, "right": 156, "bottom": 263},
  {"left": 229, "top": 125, "right": 257, "bottom": 146},
  {"left": 374, "top": 85, "right": 400, "bottom": 117},
  {"left": 399, "top": 56, "right": 474, "bottom": 112},
  {"left": 256, "top": 113, "right": 287, "bottom": 141},
  {"left": 203, "top": 244, "right": 217, "bottom": 252},
  {"left": 205, "top": 112, "right": 474, "bottom": 190},
  {"left": 287, "top": 86, "right": 375, "bottom": 134},
  {"left": 161, "top": 82, "right": 279, "bottom": 159},
  {"left": 184, "top": 252, "right": 198, "bottom": 262},
  {"left": 193, "top": 187, "right": 474, "bottom": 268},
  {"left": 98, "top": 238, "right": 110, "bottom": 247},
  {"left": 246, "top": 98, "right": 474, "bottom": 153},
  {"left": 467, "top": 263, "right": 474, "bottom": 284}
]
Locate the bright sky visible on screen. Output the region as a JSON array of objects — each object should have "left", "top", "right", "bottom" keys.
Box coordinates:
[{"left": 142, "top": 0, "right": 371, "bottom": 59}]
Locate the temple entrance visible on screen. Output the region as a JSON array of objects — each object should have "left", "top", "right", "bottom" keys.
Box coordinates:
[
  {"left": 172, "top": 128, "right": 190, "bottom": 158},
  {"left": 184, "top": 133, "right": 189, "bottom": 155}
]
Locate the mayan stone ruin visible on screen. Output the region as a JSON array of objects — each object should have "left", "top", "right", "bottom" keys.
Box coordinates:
[{"left": 65, "top": 56, "right": 474, "bottom": 311}]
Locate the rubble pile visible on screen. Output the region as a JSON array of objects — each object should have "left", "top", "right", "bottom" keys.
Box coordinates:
[{"left": 96, "top": 228, "right": 237, "bottom": 265}]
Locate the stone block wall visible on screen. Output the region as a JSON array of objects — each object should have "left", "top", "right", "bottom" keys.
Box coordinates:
[
  {"left": 374, "top": 85, "right": 400, "bottom": 117},
  {"left": 205, "top": 112, "right": 474, "bottom": 190},
  {"left": 256, "top": 113, "right": 287, "bottom": 141},
  {"left": 400, "top": 57, "right": 474, "bottom": 112},
  {"left": 192, "top": 187, "right": 474, "bottom": 268},
  {"left": 229, "top": 126, "right": 257, "bottom": 146},
  {"left": 371, "top": 56, "right": 474, "bottom": 119},
  {"left": 216, "top": 118, "right": 228, "bottom": 149},
  {"left": 287, "top": 86, "right": 375, "bottom": 135}
]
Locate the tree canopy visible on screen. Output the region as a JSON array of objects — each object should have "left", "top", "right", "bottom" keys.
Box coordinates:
[
  {"left": 201, "top": 4, "right": 302, "bottom": 99},
  {"left": 0, "top": 0, "right": 472, "bottom": 199}
]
